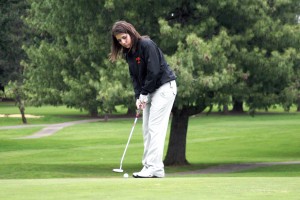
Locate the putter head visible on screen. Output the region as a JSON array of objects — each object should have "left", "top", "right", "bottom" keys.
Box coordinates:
[{"left": 112, "top": 168, "right": 124, "bottom": 173}]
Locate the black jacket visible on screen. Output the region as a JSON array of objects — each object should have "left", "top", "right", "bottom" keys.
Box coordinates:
[{"left": 125, "top": 38, "right": 176, "bottom": 99}]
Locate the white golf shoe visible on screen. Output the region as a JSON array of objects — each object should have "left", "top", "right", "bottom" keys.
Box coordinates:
[
  {"left": 132, "top": 166, "right": 148, "bottom": 177},
  {"left": 132, "top": 167, "right": 165, "bottom": 178}
]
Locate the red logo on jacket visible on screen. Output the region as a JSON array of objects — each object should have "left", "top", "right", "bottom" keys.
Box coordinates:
[{"left": 136, "top": 57, "right": 141, "bottom": 64}]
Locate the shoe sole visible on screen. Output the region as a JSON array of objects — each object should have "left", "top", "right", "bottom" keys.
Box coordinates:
[{"left": 132, "top": 174, "right": 163, "bottom": 178}]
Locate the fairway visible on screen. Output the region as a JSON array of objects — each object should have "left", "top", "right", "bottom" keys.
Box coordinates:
[{"left": 1, "top": 178, "right": 300, "bottom": 200}]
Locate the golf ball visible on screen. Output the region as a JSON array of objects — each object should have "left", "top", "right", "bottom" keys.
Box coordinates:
[{"left": 123, "top": 173, "right": 129, "bottom": 178}]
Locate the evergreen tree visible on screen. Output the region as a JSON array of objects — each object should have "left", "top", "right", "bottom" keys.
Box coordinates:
[
  {"left": 0, "top": 0, "right": 29, "bottom": 123},
  {"left": 159, "top": 0, "right": 300, "bottom": 165},
  {"left": 24, "top": 1, "right": 109, "bottom": 116}
]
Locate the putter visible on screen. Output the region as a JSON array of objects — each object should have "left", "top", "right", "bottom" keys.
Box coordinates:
[{"left": 113, "top": 109, "right": 141, "bottom": 173}]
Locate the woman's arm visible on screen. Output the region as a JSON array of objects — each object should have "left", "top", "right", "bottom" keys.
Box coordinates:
[{"left": 141, "top": 40, "right": 161, "bottom": 95}]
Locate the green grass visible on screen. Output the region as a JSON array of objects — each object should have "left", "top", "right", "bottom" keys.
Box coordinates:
[
  {"left": 1, "top": 102, "right": 300, "bottom": 199},
  {"left": 0, "top": 102, "right": 90, "bottom": 126},
  {"left": 1, "top": 111, "right": 300, "bottom": 178},
  {"left": 187, "top": 113, "right": 300, "bottom": 163},
  {"left": 1, "top": 178, "right": 300, "bottom": 200},
  {"left": 0, "top": 102, "right": 129, "bottom": 126}
]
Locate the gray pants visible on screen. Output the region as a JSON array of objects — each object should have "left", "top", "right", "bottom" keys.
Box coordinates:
[{"left": 142, "top": 80, "right": 177, "bottom": 175}]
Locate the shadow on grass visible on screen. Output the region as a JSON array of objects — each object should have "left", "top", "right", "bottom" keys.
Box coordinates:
[
  {"left": 1, "top": 161, "right": 300, "bottom": 179},
  {"left": 166, "top": 161, "right": 300, "bottom": 177},
  {"left": 0, "top": 163, "right": 134, "bottom": 179}
]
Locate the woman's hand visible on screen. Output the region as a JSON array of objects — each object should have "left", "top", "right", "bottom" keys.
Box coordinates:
[{"left": 136, "top": 94, "right": 148, "bottom": 109}]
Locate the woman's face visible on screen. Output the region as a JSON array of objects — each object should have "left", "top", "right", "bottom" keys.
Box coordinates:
[{"left": 115, "top": 33, "right": 132, "bottom": 49}]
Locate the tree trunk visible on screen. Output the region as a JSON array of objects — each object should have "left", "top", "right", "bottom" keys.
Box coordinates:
[
  {"left": 223, "top": 104, "right": 229, "bottom": 113},
  {"left": 89, "top": 106, "right": 98, "bottom": 117},
  {"left": 164, "top": 109, "right": 190, "bottom": 166},
  {"left": 232, "top": 98, "right": 244, "bottom": 113},
  {"left": 127, "top": 106, "right": 136, "bottom": 115},
  {"left": 295, "top": 98, "right": 300, "bottom": 112},
  {"left": 15, "top": 92, "right": 27, "bottom": 124},
  {"left": 0, "top": 84, "right": 4, "bottom": 92},
  {"left": 19, "top": 103, "right": 27, "bottom": 124}
]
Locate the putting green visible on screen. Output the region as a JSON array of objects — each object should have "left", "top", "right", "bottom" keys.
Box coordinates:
[{"left": 0, "top": 177, "right": 299, "bottom": 200}]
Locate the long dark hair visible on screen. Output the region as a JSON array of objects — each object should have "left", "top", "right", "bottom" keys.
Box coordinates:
[{"left": 109, "top": 21, "right": 143, "bottom": 62}]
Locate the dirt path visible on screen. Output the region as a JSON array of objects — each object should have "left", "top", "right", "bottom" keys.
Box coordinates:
[{"left": 0, "top": 119, "right": 102, "bottom": 139}]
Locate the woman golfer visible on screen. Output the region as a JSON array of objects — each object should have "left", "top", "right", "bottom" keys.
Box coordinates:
[{"left": 110, "top": 21, "right": 177, "bottom": 178}]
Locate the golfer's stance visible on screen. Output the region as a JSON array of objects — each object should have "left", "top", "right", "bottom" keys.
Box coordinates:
[{"left": 110, "top": 21, "right": 177, "bottom": 178}]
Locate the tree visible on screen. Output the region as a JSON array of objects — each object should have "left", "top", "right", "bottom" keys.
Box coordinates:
[
  {"left": 0, "top": 0, "right": 29, "bottom": 123},
  {"left": 231, "top": 0, "right": 300, "bottom": 112},
  {"left": 23, "top": 1, "right": 110, "bottom": 116},
  {"left": 164, "top": 32, "right": 236, "bottom": 165},
  {"left": 0, "top": 0, "right": 17, "bottom": 87},
  {"left": 160, "top": 0, "right": 300, "bottom": 165}
]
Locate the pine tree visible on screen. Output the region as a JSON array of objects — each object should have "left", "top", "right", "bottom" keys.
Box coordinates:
[{"left": 159, "top": 0, "right": 300, "bottom": 165}]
